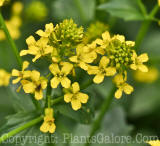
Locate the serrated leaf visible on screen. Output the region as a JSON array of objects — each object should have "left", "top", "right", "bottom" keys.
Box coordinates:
[
  {"left": 97, "top": 0, "right": 145, "bottom": 21},
  {"left": 0, "top": 111, "right": 39, "bottom": 134},
  {"left": 7, "top": 84, "right": 35, "bottom": 112}
]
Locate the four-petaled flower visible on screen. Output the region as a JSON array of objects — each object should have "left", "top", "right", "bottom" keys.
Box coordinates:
[
  {"left": 49, "top": 62, "right": 73, "bottom": 88},
  {"left": 12, "top": 61, "right": 31, "bottom": 84},
  {"left": 87, "top": 56, "right": 116, "bottom": 84},
  {"left": 69, "top": 44, "right": 96, "bottom": 70},
  {"left": 36, "top": 23, "right": 54, "bottom": 38},
  {"left": 20, "top": 36, "right": 53, "bottom": 62},
  {"left": 40, "top": 108, "right": 56, "bottom": 133},
  {"left": 130, "top": 52, "right": 149, "bottom": 72},
  {"left": 21, "top": 70, "right": 47, "bottom": 100},
  {"left": 113, "top": 73, "right": 133, "bottom": 99},
  {"left": 64, "top": 82, "right": 89, "bottom": 111}
]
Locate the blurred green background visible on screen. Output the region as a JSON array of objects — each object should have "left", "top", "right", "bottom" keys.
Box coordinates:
[{"left": 0, "top": 0, "right": 160, "bottom": 146}]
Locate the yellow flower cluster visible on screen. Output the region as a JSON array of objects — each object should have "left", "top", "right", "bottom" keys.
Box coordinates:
[
  {"left": 147, "top": 140, "right": 160, "bottom": 146},
  {"left": 0, "top": 69, "right": 10, "bottom": 86},
  {"left": 12, "top": 61, "right": 47, "bottom": 100},
  {"left": 0, "top": 2, "right": 23, "bottom": 40},
  {"left": 9, "top": 19, "right": 149, "bottom": 133}
]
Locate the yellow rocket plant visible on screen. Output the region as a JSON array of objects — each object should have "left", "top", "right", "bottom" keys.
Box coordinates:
[{"left": 0, "top": 19, "right": 149, "bottom": 134}]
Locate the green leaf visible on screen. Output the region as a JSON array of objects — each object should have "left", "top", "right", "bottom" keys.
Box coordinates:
[
  {"left": 0, "top": 111, "right": 38, "bottom": 134},
  {"left": 97, "top": 0, "right": 145, "bottom": 21},
  {"left": 7, "top": 84, "right": 35, "bottom": 112},
  {"left": 69, "top": 106, "right": 133, "bottom": 146},
  {"left": 51, "top": 0, "right": 96, "bottom": 24}
]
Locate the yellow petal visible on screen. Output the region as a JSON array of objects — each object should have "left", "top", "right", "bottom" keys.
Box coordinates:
[
  {"left": 123, "top": 83, "right": 134, "bottom": 95},
  {"left": 130, "top": 64, "right": 137, "bottom": 70},
  {"left": 49, "top": 123, "right": 56, "bottom": 133},
  {"left": 113, "top": 74, "right": 124, "bottom": 85},
  {"left": 61, "top": 77, "right": 71, "bottom": 88},
  {"left": 93, "top": 74, "right": 104, "bottom": 84},
  {"left": 44, "top": 46, "right": 53, "bottom": 55},
  {"left": 115, "top": 89, "right": 122, "bottom": 99},
  {"left": 77, "top": 92, "right": 89, "bottom": 103},
  {"left": 32, "top": 54, "right": 41, "bottom": 62},
  {"left": 87, "top": 65, "right": 99, "bottom": 75},
  {"left": 61, "top": 62, "right": 73, "bottom": 75},
  {"left": 99, "top": 56, "right": 109, "bottom": 68},
  {"left": 102, "top": 31, "right": 110, "bottom": 41},
  {"left": 12, "top": 69, "right": 20, "bottom": 76},
  {"left": 95, "top": 39, "right": 103, "bottom": 45},
  {"left": 138, "top": 64, "right": 148, "bottom": 72},
  {"left": 137, "top": 53, "right": 148, "bottom": 63},
  {"left": 69, "top": 56, "right": 78, "bottom": 63},
  {"left": 71, "top": 99, "right": 81, "bottom": 111},
  {"left": 40, "top": 122, "right": 50, "bottom": 133},
  {"left": 22, "top": 61, "right": 29, "bottom": 71},
  {"left": 31, "top": 70, "right": 40, "bottom": 82},
  {"left": 26, "top": 36, "right": 36, "bottom": 45},
  {"left": 126, "top": 41, "right": 135, "bottom": 47},
  {"left": 21, "top": 80, "right": 36, "bottom": 93},
  {"left": 79, "top": 62, "right": 88, "bottom": 70},
  {"left": 105, "top": 67, "right": 116, "bottom": 76},
  {"left": 20, "top": 50, "right": 28, "bottom": 56},
  {"left": 49, "top": 64, "right": 60, "bottom": 75},
  {"left": 50, "top": 77, "right": 60, "bottom": 88},
  {"left": 12, "top": 77, "right": 21, "bottom": 84},
  {"left": 36, "top": 30, "right": 44, "bottom": 37},
  {"left": 72, "top": 82, "right": 80, "bottom": 93},
  {"left": 35, "top": 89, "right": 43, "bottom": 100},
  {"left": 23, "top": 71, "right": 31, "bottom": 78},
  {"left": 41, "top": 80, "right": 47, "bottom": 89},
  {"left": 64, "top": 93, "right": 73, "bottom": 103}
]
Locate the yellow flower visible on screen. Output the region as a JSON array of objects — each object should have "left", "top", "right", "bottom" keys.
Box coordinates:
[
  {"left": 0, "top": 0, "right": 5, "bottom": 6},
  {"left": 36, "top": 23, "right": 54, "bottom": 38},
  {"left": 49, "top": 62, "right": 73, "bottom": 88},
  {"left": 158, "top": 0, "right": 160, "bottom": 6},
  {"left": 0, "top": 16, "right": 22, "bottom": 40},
  {"left": 0, "top": 69, "right": 11, "bottom": 86},
  {"left": 147, "top": 140, "right": 160, "bottom": 146},
  {"left": 113, "top": 73, "right": 133, "bottom": 99},
  {"left": 21, "top": 70, "right": 47, "bottom": 100},
  {"left": 64, "top": 82, "right": 89, "bottom": 111},
  {"left": 12, "top": 61, "right": 31, "bottom": 84},
  {"left": 86, "top": 41, "right": 105, "bottom": 57},
  {"left": 20, "top": 36, "right": 53, "bottom": 62},
  {"left": 130, "top": 52, "right": 149, "bottom": 72},
  {"left": 12, "top": 1, "right": 23, "bottom": 15},
  {"left": 69, "top": 44, "right": 96, "bottom": 70},
  {"left": 87, "top": 56, "right": 116, "bottom": 84},
  {"left": 40, "top": 108, "right": 56, "bottom": 133},
  {"left": 95, "top": 31, "right": 111, "bottom": 49},
  {"left": 134, "top": 67, "right": 159, "bottom": 83}
]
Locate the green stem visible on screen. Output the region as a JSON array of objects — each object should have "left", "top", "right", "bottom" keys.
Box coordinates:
[
  {"left": 135, "top": 5, "right": 159, "bottom": 50},
  {"left": 85, "top": 86, "right": 116, "bottom": 146},
  {"left": 0, "top": 12, "right": 22, "bottom": 68},
  {"left": 51, "top": 96, "right": 63, "bottom": 105},
  {"left": 0, "top": 116, "right": 43, "bottom": 144}
]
